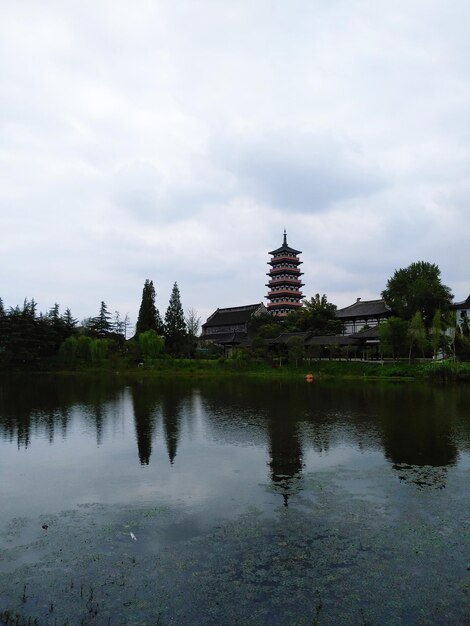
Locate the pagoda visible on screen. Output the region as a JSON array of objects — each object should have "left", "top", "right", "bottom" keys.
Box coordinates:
[{"left": 266, "top": 231, "right": 304, "bottom": 316}]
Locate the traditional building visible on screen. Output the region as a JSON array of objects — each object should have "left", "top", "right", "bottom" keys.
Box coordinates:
[
  {"left": 267, "top": 327, "right": 382, "bottom": 361},
  {"left": 266, "top": 231, "right": 304, "bottom": 316},
  {"left": 335, "top": 298, "right": 391, "bottom": 335},
  {"left": 200, "top": 303, "right": 267, "bottom": 352}
]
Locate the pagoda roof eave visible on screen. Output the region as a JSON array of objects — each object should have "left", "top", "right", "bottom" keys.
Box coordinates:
[
  {"left": 268, "top": 260, "right": 303, "bottom": 266},
  {"left": 268, "top": 245, "right": 302, "bottom": 255},
  {"left": 267, "top": 271, "right": 304, "bottom": 277},
  {"left": 265, "top": 283, "right": 305, "bottom": 288}
]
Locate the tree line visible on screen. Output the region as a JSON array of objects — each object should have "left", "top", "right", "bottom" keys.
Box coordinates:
[
  {"left": 0, "top": 279, "right": 200, "bottom": 369},
  {"left": 1, "top": 260, "right": 468, "bottom": 369}
]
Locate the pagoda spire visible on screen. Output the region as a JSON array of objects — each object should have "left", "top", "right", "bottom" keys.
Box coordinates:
[{"left": 283, "top": 229, "right": 287, "bottom": 246}]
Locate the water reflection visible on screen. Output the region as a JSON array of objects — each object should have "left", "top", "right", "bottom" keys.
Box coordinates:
[
  {"left": 130, "top": 382, "right": 161, "bottom": 465},
  {"left": 266, "top": 388, "right": 304, "bottom": 506},
  {"left": 1, "top": 376, "right": 470, "bottom": 498},
  {"left": 161, "top": 385, "right": 185, "bottom": 465},
  {"left": 379, "top": 386, "right": 458, "bottom": 489},
  {"left": 0, "top": 375, "right": 123, "bottom": 448}
]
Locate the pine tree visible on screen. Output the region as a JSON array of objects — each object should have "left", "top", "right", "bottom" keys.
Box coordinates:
[
  {"left": 136, "top": 279, "right": 163, "bottom": 335},
  {"left": 47, "top": 303, "right": 63, "bottom": 330},
  {"left": 45, "top": 302, "right": 65, "bottom": 354},
  {"left": 93, "top": 301, "right": 112, "bottom": 338},
  {"left": 22, "top": 298, "right": 37, "bottom": 318},
  {"left": 164, "top": 282, "right": 187, "bottom": 356},
  {"left": 62, "top": 308, "right": 78, "bottom": 332}
]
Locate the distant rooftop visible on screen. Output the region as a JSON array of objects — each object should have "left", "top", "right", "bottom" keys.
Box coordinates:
[
  {"left": 202, "top": 303, "right": 264, "bottom": 328},
  {"left": 335, "top": 298, "right": 390, "bottom": 319},
  {"left": 451, "top": 294, "right": 470, "bottom": 309}
]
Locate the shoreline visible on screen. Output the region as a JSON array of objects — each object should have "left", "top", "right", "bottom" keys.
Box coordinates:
[{"left": 1, "top": 358, "right": 469, "bottom": 382}]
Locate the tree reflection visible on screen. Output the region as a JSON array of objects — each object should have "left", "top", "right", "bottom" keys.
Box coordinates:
[
  {"left": 2, "top": 375, "right": 469, "bottom": 496},
  {"left": 130, "top": 382, "right": 162, "bottom": 465},
  {"left": 161, "top": 385, "right": 186, "bottom": 464},
  {"left": 380, "top": 387, "right": 458, "bottom": 489},
  {"left": 0, "top": 376, "right": 73, "bottom": 448},
  {"left": 0, "top": 375, "right": 123, "bottom": 449},
  {"left": 130, "top": 382, "right": 192, "bottom": 466}
]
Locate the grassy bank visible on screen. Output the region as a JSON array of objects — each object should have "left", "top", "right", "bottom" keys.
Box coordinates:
[
  {"left": 38, "top": 357, "right": 470, "bottom": 383},
  {"left": 3, "top": 350, "right": 470, "bottom": 382}
]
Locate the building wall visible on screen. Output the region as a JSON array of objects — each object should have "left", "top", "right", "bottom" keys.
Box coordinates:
[
  {"left": 456, "top": 307, "right": 470, "bottom": 330},
  {"left": 341, "top": 317, "right": 383, "bottom": 335}
]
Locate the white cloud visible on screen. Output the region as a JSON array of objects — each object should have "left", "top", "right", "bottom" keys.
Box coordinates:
[{"left": 1, "top": 0, "right": 469, "bottom": 325}]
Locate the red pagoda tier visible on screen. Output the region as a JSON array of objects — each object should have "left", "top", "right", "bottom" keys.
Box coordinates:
[{"left": 266, "top": 231, "right": 304, "bottom": 317}]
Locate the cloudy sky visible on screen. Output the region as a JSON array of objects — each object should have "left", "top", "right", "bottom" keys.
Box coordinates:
[{"left": 1, "top": 0, "right": 469, "bottom": 328}]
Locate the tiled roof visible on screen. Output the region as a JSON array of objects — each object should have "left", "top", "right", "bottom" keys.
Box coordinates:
[
  {"left": 267, "top": 332, "right": 311, "bottom": 345},
  {"left": 202, "top": 304, "right": 264, "bottom": 328},
  {"left": 268, "top": 329, "right": 381, "bottom": 347},
  {"left": 200, "top": 331, "right": 247, "bottom": 345},
  {"left": 451, "top": 294, "right": 470, "bottom": 309},
  {"left": 305, "top": 335, "right": 359, "bottom": 346},
  {"left": 350, "top": 326, "right": 381, "bottom": 339},
  {"left": 335, "top": 299, "right": 390, "bottom": 319},
  {"left": 268, "top": 243, "right": 302, "bottom": 255}
]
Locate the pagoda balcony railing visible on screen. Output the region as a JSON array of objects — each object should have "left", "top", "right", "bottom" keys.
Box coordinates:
[
  {"left": 269, "top": 255, "right": 303, "bottom": 265},
  {"left": 267, "top": 300, "right": 303, "bottom": 308},
  {"left": 267, "top": 290, "right": 304, "bottom": 298},
  {"left": 266, "top": 278, "right": 304, "bottom": 287},
  {"left": 268, "top": 267, "right": 302, "bottom": 275}
]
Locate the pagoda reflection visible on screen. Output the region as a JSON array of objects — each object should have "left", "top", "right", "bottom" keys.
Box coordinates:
[{"left": 266, "top": 390, "right": 305, "bottom": 506}]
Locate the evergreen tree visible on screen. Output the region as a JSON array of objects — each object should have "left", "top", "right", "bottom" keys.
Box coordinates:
[
  {"left": 0, "top": 297, "right": 4, "bottom": 317},
  {"left": 164, "top": 282, "right": 187, "bottom": 356},
  {"left": 62, "top": 308, "right": 78, "bottom": 332},
  {"left": 22, "top": 298, "right": 37, "bottom": 318},
  {"left": 48, "top": 303, "right": 61, "bottom": 324},
  {"left": 92, "top": 301, "right": 112, "bottom": 338},
  {"left": 1, "top": 299, "right": 41, "bottom": 364},
  {"left": 136, "top": 279, "right": 164, "bottom": 335},
  {"left": 47, "top": 303, "right": 65, "bottom": 333},
  {"left": 44, "top": 303, "right": 65, "bottom": 355}
]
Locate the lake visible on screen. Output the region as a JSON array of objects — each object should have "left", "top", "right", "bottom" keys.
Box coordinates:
[{"left": 1, "top": 374, "right": 469, "bottom": 625}]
